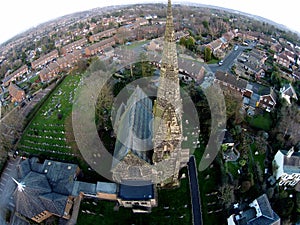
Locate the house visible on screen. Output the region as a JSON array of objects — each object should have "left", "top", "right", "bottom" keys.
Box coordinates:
[
  {"left": 147, "top": 38, "right": 163, "bottom": 51},
  {"left": 227, "top": 194, "right": 280, "bottom": 225},
  {"left": 275, "top": 52, "right": 291, "bottom": 68},
  {"left": 2, "top": 65, "right": 28, "bottom": 86},
  {"left": 31, "top": 50, "right": 59, "bottom": 70},
  {"left": 89, "top": 28, "right": 117, "bottom": 43},
  {"left": 214, "top": 71, "right": 248, "bottom": 95},
  {"left": 273, "top": 148, "right": 300, "bottom": 186},
  {"left": 85, "top": 37, "right": 115, "bottom": 56},
  {"left": 61, "top": 38, "right": 87, "bottom": 55},
  {"left": 280, "top": 83, "right": 298, "bottom": 104},
  {"left": 258, "top": 87, "right": 277, "bottom": 112},
  {"left": 8, "top": 83, "right": 25, "bottom": 103},
  {"left": 270, "top": 43, "right": 282, "bottom": 53},
  {"left": 222, "top": 130, "right": 240, "bottom": 162}
]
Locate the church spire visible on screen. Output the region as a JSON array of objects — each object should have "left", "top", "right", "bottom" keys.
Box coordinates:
[{"left": 164, "top": 0, "right": 175, "bottom": 43}]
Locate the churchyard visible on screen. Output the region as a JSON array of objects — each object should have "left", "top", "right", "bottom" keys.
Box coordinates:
[{"left": 17, "top": 74, "right": 81, "bottom": 160}]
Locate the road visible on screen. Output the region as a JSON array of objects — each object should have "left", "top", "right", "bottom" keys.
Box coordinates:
[
  {"left": 208, "top": 45, "right": 249, "bottom": 74},
  {"left": 188, "top": 156, "right": 203, "bottom": 225}
]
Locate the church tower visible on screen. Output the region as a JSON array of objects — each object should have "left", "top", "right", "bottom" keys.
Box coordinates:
[{"left": 152, "top": 0, "right": 189, "bottom": 186}]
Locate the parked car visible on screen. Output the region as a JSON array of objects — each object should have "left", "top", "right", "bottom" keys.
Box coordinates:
[{"left": 218, "top": 60, "right": 223, "bottom": 66}]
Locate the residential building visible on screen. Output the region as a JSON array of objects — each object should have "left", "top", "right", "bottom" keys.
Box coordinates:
[
  {"left": 31, "top": 50, "right": 59, "bottom": 70},
  {"left": 280, "top": 83, "right": 298, "bottom": 104},
  {"left": 227, "top": 194, "right": 280, "bottom": 225},
  {"left": 2, "top": 65, "right": 28, "bottom": 86},
  {"left": 89, "top": 28, "right": 117, "bottom": 42},
  {"left": 214, "top": 71, "right": 248, "bottom": 95},
  {"left": 258, "top": 87, "right": 277, "bottom": 112},
  {"left": 61, "top": 38, "right": 87, "bottom": 55},
  {"left": 273, "top": 148, "right": 300, "bottom": 186},
  {"left": 85, "top": 37, "right": 116, "bottom": 56},
  {"left": 8, "top": 83, "right": 25, "bottom": 103}
]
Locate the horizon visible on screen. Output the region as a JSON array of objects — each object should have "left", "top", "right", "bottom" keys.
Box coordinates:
[{"left": 1, "top": 0, "right": 300, "bottom": 45}]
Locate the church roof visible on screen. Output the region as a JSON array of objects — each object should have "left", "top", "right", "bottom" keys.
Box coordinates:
[
  {"left": 112, "top": 86, "right": 153, "bottom": 168},
  {"left": 118, "top": 180, "right": 154, "bottom": 200}
]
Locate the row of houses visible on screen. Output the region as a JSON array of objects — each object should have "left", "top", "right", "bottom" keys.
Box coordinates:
[
  {"left": 2, "top": 65, "right": 28, "bottom": 86},
  {"left": 206, "top": 30, "right": 238, "bottom": 58},
  {"left": 89, "top": 28, "right": 117, "bottom": 43},
  {"left": 31, "top": 50, "right": 59, "bottom": 70},
  {"left": 234, "top": 49, "right": 267, "bottom": 80},
  {"left": 39, "top": 50, "right": 83, "bottom": 82},
  {"left": 214, "top": 71, "right": 293, "bottom": 114}
]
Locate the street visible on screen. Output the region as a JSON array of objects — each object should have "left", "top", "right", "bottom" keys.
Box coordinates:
[{"left": 208, "top": 45, "right": 252, "bottom": 74}]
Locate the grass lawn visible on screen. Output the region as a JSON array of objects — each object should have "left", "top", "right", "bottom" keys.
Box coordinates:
[
  {"left": 250, "top": 143, "right": 265, "bottom": 172},
  {"left": 124, "top": 40, "right": 149, "bottom": 50},
  {"left": 247, "top": 113, "right": 273, "bottom": 131},
  {"left": 207, "top": 58, "right": 219, "bottom": 64},
  {"left": 77, "top": 172, "right": 192, "bottom": 225},
  {"left": 225, "top": 161, "right": 240, "bottom": 179}
]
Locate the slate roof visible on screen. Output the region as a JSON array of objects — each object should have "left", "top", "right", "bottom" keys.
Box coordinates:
[
  {"left": 232, "top": 194, "right": 280, "bottom": 225},
  {"left": 96, "top": 182, "right": 117, "bottom": 194},
  {"left": 72, "top": 181, "right": 97, "bottom": 196},
  {"left": 118, "top": 180, "right": 154, "bottom": 200},
  {"left": 14, "top": 172, "right": 52, "bottom": 219},
  {"left": 39, "top": 193, "right": 68, "bottom": 216},
  {"left": 215, "top": 71, "right": 248, "bottom": 89},
  {"left": 13, "top": 158, "right": 79, "bottom": 220},
  {"left": 112, "top": 86, "right": 153, "bottom": 168},
  {"left": 280, "top": 150, "right": 300, "bottom": 174},
  {"left": 43, "top": 160, "right": 78, "bottom": 195}
]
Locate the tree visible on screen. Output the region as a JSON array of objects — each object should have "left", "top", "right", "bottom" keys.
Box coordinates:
[
  {"left": 204, "top": 46, "right": 212, "bottom": 62},
  {"left": 95, "top": 83, "right": 114, "bottom": 129},
  {"left": 202, "top": 20, "right": 209, "bottom": 30}
]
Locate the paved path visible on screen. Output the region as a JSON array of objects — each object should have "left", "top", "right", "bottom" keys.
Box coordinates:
[
  {"left": 0, "top": 157, "right": 21, "bottom": 224},
  {"left": 187, "top": 155, "right": 203, "bottom": 225}
]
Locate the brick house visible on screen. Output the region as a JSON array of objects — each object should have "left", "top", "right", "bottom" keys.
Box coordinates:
[
  {"left": 8, "top": 83, "right": 25, "bottom": 102},
  {"left": 258, "top": 87, "right": 277, "bottom": 112},
  {"left": 89, "top": 28, "right": 117, "bottom": 43},
  {"left": 2, "top": 65, "right": 28, "bottom": 86},
  {"left": 31, "top": 50, "right": 59, "bottom": 70},
  {"left": 61, "top": 38, "right": 87, "bottom": 55},
  {"left": 85, "top": 37, "right": 115, "bottom": 56}
]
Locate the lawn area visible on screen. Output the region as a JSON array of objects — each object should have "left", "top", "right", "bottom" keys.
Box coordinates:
[
  {"left": 225, "top": 161, "right": 240, "bottom": 179},
  {"left": 124, "top": 40, "right": 149, "bottom": 50},
  {"left": 77, "top": 172, "right": 191, "bottom": 225},
  {"left": 250, "top": 143, "right": 265, "bottom": 172},
  {"left": 17, "top": 74, "right": 81, "bottom": 161},
  {"left": 247, "top": 113, "right": 273, "bottom": 131},
  {"left": 207, "top": 58, "right": 219, "bottom": 64}
]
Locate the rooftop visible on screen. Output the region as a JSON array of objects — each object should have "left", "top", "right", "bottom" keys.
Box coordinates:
[{"left": 118, "top": 180, "right": 154, "bottom": 200}]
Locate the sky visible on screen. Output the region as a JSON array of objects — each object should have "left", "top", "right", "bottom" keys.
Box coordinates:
[{"left": 0, "top": 0, "right": 299, "bottom": 45}]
